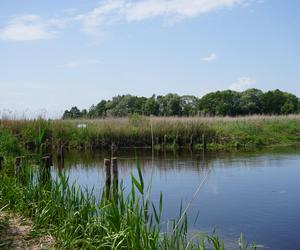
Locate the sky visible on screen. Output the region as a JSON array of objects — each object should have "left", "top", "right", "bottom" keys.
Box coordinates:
[{"left": 0, "top": 0, "right": 300, "bottom": 118}]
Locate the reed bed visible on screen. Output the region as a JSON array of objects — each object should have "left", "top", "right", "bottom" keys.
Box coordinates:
[{"left": 1, "top": 115, "right": 300, "bottom": 151}]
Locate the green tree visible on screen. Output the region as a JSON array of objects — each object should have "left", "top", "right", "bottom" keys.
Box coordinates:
[
  {"left": 63, "top": 88, "right": 300, "bottom": 119},
  {"left": 262, "top": 90, "right": 298, "bottom": 114},
  {"left": 62, "top": 106, "right": 81, "bottom": 119},
  {"left": 199, "top": 90, "right": 241, "bottom": 116},
  {"left": 180, "top": 95, "right": 198, "bottom": 116},
  {"left": 157, "top": 94, "right": 182, "bottom": 116},
  {"left": 240, "top": 89, "right": 263, "bottom": 115},
  {"left": 143, "top": 95, "right": 159, "bottom": 116}
]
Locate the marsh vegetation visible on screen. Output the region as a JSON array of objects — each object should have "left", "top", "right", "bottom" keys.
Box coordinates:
[
  {"left": 0, "top": 129, "right": 258, "bottom": 249},
  {"left": 1, "top": 115, "right": 300, "bottom": 151},
  {"left": 1, "top": 112, "right": 299, "bottom": 249}
]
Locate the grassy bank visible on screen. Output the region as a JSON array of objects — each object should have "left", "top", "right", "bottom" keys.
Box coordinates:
[
  {"left": 1, "top": 115, "right": 300, "bottom": 152},
  {"left": 0, "top": 131, "right": 256, "bottom": 249}
]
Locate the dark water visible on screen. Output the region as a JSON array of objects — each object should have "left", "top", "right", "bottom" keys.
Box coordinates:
[{"left": 52, "top": 146, "right": 300, "bottom": 250}]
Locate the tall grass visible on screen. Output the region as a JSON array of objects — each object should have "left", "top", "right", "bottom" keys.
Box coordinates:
[
  {"left": 1, "top": 115, "right": 300, "bottom": 151},
  {"left": 0, "top": 156, "right": 256, "bottom": 249}
]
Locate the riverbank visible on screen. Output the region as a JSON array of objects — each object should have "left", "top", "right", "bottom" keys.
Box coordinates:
[
  {"left": 0, "top": 211, "right": 54, "bottom": 249},
  {"left": 0, "top": 150, "right": 256, "bottom": 249},
  {"left": 1, "top": 115, "right": 300, "bottom": 152}
]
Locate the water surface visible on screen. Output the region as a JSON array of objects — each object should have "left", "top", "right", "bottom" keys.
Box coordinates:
[{"left": 52, "top": 146, "right": 300, "bottom": 250}]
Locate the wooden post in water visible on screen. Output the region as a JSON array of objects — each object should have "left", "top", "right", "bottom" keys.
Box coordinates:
[
  {"left": 189, "top": 135, "right": 193, "bottom": 150},
  {"left": 111, "top": 143, "right": 116, "bottom": 159},
  {"left": 41, "top": 156, "right": 52, "bottom": 183},
  {"left": 112, "top": 157, "right": 118, "bottom": 200},
  {"left": 57, "top": 144, "right": 64, "bottom": 160},
  {"left": 163, "top": 134, "right": 167, "bottom": 148},
  {"left": 104, "top": 159, "right": 111, "bottom": 200},
  {"left": 174, "top": 135, "right": 178, "bottom": 146},
  {"left": 202, "top": 133, "right": 207, "bottom": 151},
  {"left": 42, "top": 156, "right": 52, "bottom": 169},
  {"left": 57, "top": 143, "right": 65, "bottom": 170},
  {"left": 0, "top": 156, "right": 4, "bottom": 171}
]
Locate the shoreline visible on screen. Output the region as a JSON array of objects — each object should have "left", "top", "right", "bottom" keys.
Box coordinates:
[{"left": 1, "top": 115, "right": 300, "bottom": 152}]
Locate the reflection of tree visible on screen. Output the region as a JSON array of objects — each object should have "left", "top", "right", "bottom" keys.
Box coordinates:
[{"left": 52, "top": 146, "right": 300, "bottom": 176}]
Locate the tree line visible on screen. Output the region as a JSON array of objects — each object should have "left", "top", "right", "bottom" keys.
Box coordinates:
[{"left": 62, "top": 89, "right": 300, "bottom": 119}]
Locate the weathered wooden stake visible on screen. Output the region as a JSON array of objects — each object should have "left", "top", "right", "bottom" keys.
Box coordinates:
[
  {"left": 189, "top": 135, "right": 193, "bottom": 150},
  {"left": 174, "top": 135, "right": 178, "bottom": 144},
  {"left": 42, "top": 156, "right": 52, "bottom": 169},
  {"left": 112, "top": 157, "right": 118, "bottom": 199},
  {"left": 0, "top": 156, "right": 4, "bottom": 171},
  {"left": 104, "top": 159, "right": 111, "bottom": 200},
  {"left": 41, "top": 156, "right": 52, "bottom": 183},
  {"left": 111, "top": 142, "right": 117, "bottom": 159},
  {"left": 57, "top": 145, "right": 64, "bottom": 160},
  {"left": 57, "top": 143, "right": 65, "bottom": 170},
  {"left": 163, "top": 134, "right": 167, "bottom": 147},
  {"left": 202, "top": 133, "right": 207, "bottom": 150},
  {"left": 150, "top": 119, "right": 154, "bottom": 149}
]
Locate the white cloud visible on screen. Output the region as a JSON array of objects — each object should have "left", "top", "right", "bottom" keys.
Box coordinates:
[
  {"left": 75, "top": 0, "right": 253, "bottom": 32},
  {"left": 0, "top": 0, "right": 256, "bottom": 41},
  {"left": 0, "top": 15, "right": 55, "bottom": 41},
  {"left": 62, "top": 59, "right": 101, "bottom": 69},
  {"left": 74, "top": 0, "right": 125, "bottom": 33},
  {"left": 202, "top": 53, "right": 217, "bottom": 62},
  {"left": 77, "top": 0, "right": 248, "bottom": 24},
  {"left": 229, "top": 77, "right": 256, "bottom": 91},
  {"left": 124, "top": 0, "right": 245, "bottom": 22}
]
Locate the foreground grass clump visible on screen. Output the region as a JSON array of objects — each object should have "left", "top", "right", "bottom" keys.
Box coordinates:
[
  {"left": 1, "top": 115, "right": 300, "bottom": 151},
  {"left": 0, "top": 157, "right": 256, "bottom": 249}
]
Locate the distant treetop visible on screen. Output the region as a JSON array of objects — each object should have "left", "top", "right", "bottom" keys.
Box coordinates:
[{"left": 62, "top": 89, "right": 300, "bottom": 119}]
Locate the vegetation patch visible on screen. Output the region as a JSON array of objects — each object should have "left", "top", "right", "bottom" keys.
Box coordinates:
[
  {"left": 62, "top": 89, "right": 300, "bottom": 119},
  {"left": 0, "top": 148, "right": 256, "bottom": 249},
  {"left": 2, "top": 115, "right": 300, "bottom": 152}
]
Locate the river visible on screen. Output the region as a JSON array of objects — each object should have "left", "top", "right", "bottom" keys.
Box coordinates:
[{"left": 52, "top": 146, "right": 300, "bottom": 250}]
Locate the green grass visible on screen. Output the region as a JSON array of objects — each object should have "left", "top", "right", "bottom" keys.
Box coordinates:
[{"left": 1, "top": 115, "right": 300, "bottom": 152}]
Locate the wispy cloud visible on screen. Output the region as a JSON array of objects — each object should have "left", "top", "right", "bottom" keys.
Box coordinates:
[
  {"left": 124, "top": 0, "right": 245, "bottom": 22},
  {"left": 202, "top": 53, "right": 217, "bottom": 62},
  {"left": 229, "top": 77, "right": 256, "bottom": 91},
  {"left": 0, "top": 0, "right": 256, "bottom": 41},
  {"left": 0, "top": 15, "right": 55, "bottom": 41},
  {"left": 77, "top": 0, "right": 250, "bottom": 29},
  {"left": 75, "top": 0, "right": 125, "bottom": 33},
  {"left": 62, "top": 59, "right": 101, "bottom": 69}
]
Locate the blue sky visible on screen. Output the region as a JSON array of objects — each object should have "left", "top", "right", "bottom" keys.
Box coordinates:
[{"left": 0, "top": 0, "right": 299, "bottom": 118}]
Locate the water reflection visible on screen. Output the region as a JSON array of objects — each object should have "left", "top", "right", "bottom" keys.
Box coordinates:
[{"left": 51, "top": 146, "right": 300, "bottom": 250}]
